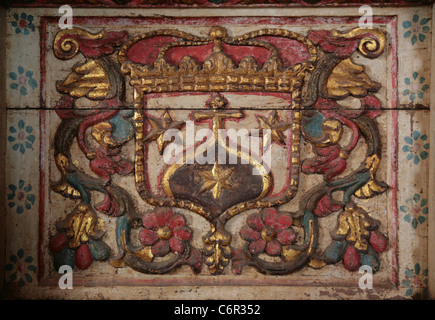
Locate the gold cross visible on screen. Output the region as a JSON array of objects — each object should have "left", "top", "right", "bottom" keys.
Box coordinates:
[
  {"left": 192, "top": 96, "right": 242, "bottom": 199},
  {"left": 191, "top": 96, "right": 243, "bottom": 140}
]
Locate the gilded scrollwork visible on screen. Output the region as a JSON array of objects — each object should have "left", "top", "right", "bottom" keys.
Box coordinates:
[{"left": 49, "top": 25, "right": 389, "bottom": 276}]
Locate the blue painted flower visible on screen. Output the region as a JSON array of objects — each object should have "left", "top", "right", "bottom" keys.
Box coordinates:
[
  {"left": 7, "top": 180, "right": 36, "bottom": 214},
  {"left": 11, "top": 12, "right": 35, "bottom": 35},
  {"left": 402, "top": 130, "right": 429, "bottom": 165},
  {"left": 403, "top": 14, "right": 430, "bottom": 45},
  {"left": 8, "top": 120, "right": 36, "bottom": 154},
  {"left": 5, "top": 249, "right": 37, "bottom": 286},
  {"left": 403, "top": 72, "right": 429, "bottom": 102},
  {"left": 9, "top": 66, "right": 37, "bottom": 96},
  {"left": 400, "top": 193, "right": 428, "bottom": 229},
  {"left": 402, "top": 263, "right": 428, "bottom": 297}
]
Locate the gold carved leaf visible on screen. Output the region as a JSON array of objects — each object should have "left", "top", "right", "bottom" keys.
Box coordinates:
[
  {"left": 326, "top": 58, "right": 381, "bottom": 99},
  {"left": 56, "top": 59, "right": 112, "bottom": 100}
]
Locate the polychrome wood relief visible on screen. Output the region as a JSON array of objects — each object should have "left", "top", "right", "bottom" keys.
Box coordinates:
[
  {"left": 1, "top": 4, "right": 433, "bottom": 300},
  {"left": 40, "top": 16, "right": 396, "bottom": 279}
]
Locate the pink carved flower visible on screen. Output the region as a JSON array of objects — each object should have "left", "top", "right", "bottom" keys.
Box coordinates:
[
  {"left": 240, "top": 208, "right": 297, "bottom": 256},
  {"left": 139, "top": 208, "right": 192, "bottom": 257}
]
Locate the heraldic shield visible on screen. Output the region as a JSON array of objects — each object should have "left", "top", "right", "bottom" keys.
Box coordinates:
[
  {"left": 50, "top": 25, "right": 389, "bottom": 276},
  {"left": 120, "top": 26, "right": 315, "bottom": 274}
]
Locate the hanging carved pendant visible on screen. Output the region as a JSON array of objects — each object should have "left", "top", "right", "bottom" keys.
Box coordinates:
[{"left": 49, "top": 23, "right": 389, "bottom": 276}]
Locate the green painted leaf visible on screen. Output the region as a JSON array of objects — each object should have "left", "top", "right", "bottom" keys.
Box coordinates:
[
  {"left": 359, "top": 247, "right": 380, "bottom": 273},
  {"left": 420, "top": 151, "right": 429, "bottom": 160},
  {"left": 403, "top": 21, "right": 412, "bottom": 28},
  {"left": 404, "top": 136, "right": 413, "bottom": 145},
  {"left": 323, "top": 240, "right": 346, "bottom": 264},
  {"left": 88, "top": 239, "right": 111, "bottom": 261},
  {"left": 10, "top": 272, "right": 17, "bottom": 281},
  {"left": 419, "top": 33, "right": 426, "bottom": 43},
  {"left": 26, "top": 194, "right": 36, "bottom": 205},
  {"left": 23, "top": 184, "right": 32, "bottom": 193},
  {"left": 53, "top": 247, "right": 75, "bottom": 271},
  {"left": 28, "top": 265, "right": 37, "bottom": 273},
  {"left": 5, "top": 264, "right": 14, "bottom": 271},
  {"left": 24, "top": 273, "right": 32, "bottom": 283},
  {"left": 415, "top": 263, "right": 421, "bottom": 275}
]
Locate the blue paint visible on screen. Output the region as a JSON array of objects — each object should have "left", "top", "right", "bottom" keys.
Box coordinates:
[
  {"left": 303, "top": 112, "right": 325, "bottom": 138},
  {"left": 108, "top": 109, "right": 134, "bottom": 145},
  {"left": 324, "top": 240, "right": 347, "bottom": 264},
  {"left": 89, "top": 239, "right": 111, "bottom": 261},
  {"left": 53, "top": 247, "right": 75, "bottom": 271}
]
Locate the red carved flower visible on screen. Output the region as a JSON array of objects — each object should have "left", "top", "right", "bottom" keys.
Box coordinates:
[
  {"left": 139, "top": 208, "right": 192, "bottom": 257},
  {"left": 240, "top": 208, "right": 297, "bottom": 256}
]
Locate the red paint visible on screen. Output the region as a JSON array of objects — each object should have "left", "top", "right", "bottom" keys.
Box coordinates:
[
  {"left": 127, "top": 35, "right": 308, "bottom": 68},
  {"left": 40, "top": 16, "right": 395, "bottom": 30},
  {"left": 11, "top": 0, "right": 429, "bottom": 8},
  {"left": 75, "top": 244, "right": 93, "bottom": 270},
  {"left": 49, "top": 233, "right": 69, "bottom": 253},
  {"left": 127, "top": 35, "right": 179, "bottom": 65},
  {"left": 38, "top": 15, "right": 399, "bottom": 286},
  {"left": 55, "top": 30, "right": 128, "bottom": 59},
  {"left": 314, "top": 194, "right": 343, "bottom": 217},
  {"left": 390, "top": 16, "right": 399, "bottom": 287},
  {"left": 369, "top": 230, "right": 388, "bottom": 253},
  {"left": 19, "top": 19, "right": 28, "bottom": 28},
  {"left": 343, "top": 245, "right": 360, "bottom": 271}
]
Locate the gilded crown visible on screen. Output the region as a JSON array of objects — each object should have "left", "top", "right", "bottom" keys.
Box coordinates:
[{"left": 118, "top": 27, "right": 318, "bottom": 94}]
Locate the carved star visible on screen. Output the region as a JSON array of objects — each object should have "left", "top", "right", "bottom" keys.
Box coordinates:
[
  {"left": 255, "top": 110, "right": 291, "bottom": 146},
  {"left": 143, "top": 110, "right": 184, "bottom": 155},
  {"left": 199, "top": 163, "right": 235, "bottom": 199}
]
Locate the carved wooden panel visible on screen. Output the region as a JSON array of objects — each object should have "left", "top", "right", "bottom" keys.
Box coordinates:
[{"left": 1, "top": 2, "right": 433, "bottom": 300}]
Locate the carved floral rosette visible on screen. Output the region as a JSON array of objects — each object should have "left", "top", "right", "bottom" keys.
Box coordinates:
[{"left": 49, "top": 25, "right": 389, "bottom": 276}]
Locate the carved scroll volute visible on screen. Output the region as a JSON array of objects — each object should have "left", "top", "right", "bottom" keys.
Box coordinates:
[{"left": 53, "top": 28, "right": 128, "bottom": 100}]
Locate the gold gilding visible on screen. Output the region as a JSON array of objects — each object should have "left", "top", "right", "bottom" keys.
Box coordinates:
[
  {"left": 333, "top": 203, "right": 378, "bottom": 252},
  {"left": 66, "top": 204, "right": 102, "bottom": 249},
  {"left": 326, "top": 58, "right": 381, "bottom": 99},
  {"left": 56, "top": 59, "right": 112, "bottom": 100}
]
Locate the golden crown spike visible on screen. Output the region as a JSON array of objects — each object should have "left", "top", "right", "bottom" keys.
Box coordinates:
[{"left": 118, "top": 26, "right": 318, "bottom": 94}]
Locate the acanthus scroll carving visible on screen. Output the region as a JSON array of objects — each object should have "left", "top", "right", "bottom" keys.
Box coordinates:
[{"left": 49, "top": 25, "right": 389, "bottom": 276}]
